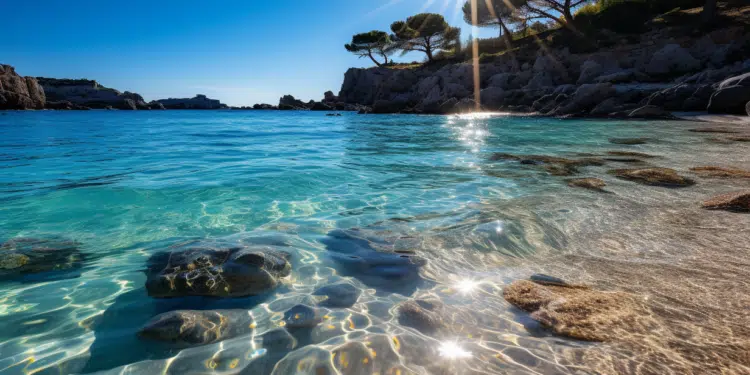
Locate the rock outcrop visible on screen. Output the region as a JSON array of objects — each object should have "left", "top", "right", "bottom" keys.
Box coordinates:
[
  {"left": 279, "top": 95, "right": 306, "bottom": 109},
  {"left": 145, "top": 242, "right": 291, "bottom": 298},
  {"left": 38, "top": 78, "right": 149, "bottom": 110},
  {"left": 333, "top": 24, "right": 750, "bottom": 117},
  {"left": 702, "top": 191, "right": 750, "bottom": 212},
  {"left": 0, "top": 65, "right": 45, "bottom": 110},
  {"left": 156, "top": 94, "right": 227, "bottom": 109},
  {"left": 503, "top": 278, "right": 655, "bottom": 342}
]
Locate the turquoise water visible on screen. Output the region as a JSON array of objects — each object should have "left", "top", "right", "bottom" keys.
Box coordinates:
[{"left": 0, "top": 111, "right": 748, "bottom": 374}]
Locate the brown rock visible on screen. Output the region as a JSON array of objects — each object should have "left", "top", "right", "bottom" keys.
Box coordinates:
[
  {"left": 609, "top": 138, "right": 649, "bottom": 145},
  {"left": 607, "top": 151, "right": 656, "bottom": 158},
  {"left": 690, "top": 166, "right": 750, "bottom": 179},
  {"left": 0, "top": 64, "right": 45, "bottom": 109},
  {"left": 689, "top": 127, "right": 740, "bottom": 134},
  {"left": 568, "top": 178, "right": 607, "bottom": 191},
  {"left": 702, "top": 191, "right": 750, "bottom": 212},
  {"left": 503, "top": 280, "right": 654, "bottom": 342},
  {"left": 609, "top": 168, "right": 695, "bottom": 187},
  {"left": 727, "top": 135, "right": 750, "bottom": 142}
]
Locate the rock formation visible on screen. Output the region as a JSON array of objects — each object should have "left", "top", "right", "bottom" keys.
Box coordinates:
[
  {"left": 0, "top": 65, "right": 45, "bottom": 110},
  {"left": 38, "top": 77, "right": 150, "bottom": 110},
  {"left": 334, "top": 23, "right": 750, "bottom": 116},
  {"left": 145, "top": 242, "right": 291, "bottom": 298},
  {"left": 155, "top": 94, "right": 227, "bottom": 109}
]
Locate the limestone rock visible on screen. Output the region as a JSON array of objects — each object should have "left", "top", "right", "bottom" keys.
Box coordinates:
[
  {"left": 690, "top": 166, "right": 750, "bottom": 179},
  {"left": 145, "top": 242, "right": 291, "bottom": 298},
  {"left": 567, "top": 178, "right": 607, "bottom": 192},
  {"left": 609, "top": 168, "right": 695, "bottom": 187},
  {"left": 577, "top": 60, "right": 604, "bottom": 84},
  {"left": 628, "top": 105, "right": 673, "bottom": 119},
  {"left": 702, "top": 191, "right": 750, "bottom": 212},
  {"left": 397, "top": 299, "right": 445, "bottom": 335},
  {"left": 309, "top": 102, "right": 332, "bottom": 111},
  {"left": 0, "top": 237, "right": 83, "bottom": 277},
  {"left": 645, "top": 44, "right": 701, "bottom": 76},
  {"left": 156, "top": 95, "right": 227, "bottom": 110},
  {"left": 38, "top": 78, "right": 152, "bottom": 109},
  {"left": 138, "top": 310, "right": 253, "bottom": 347},
  {"left": 554, "top": 83, "right": 615, "bottom": 115},
  {"left": 707, "top": 73, "right": 750, "bottom": 114},
  {"left": 0, "top": 65, "right": 46, "bottom": 109},
  {"left": 503, "top": 280, "right": 653, "bottom": 342}
]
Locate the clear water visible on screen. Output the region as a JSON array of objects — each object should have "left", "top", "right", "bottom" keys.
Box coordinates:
[{"left": 0, "top": 111, "right": 748, "bottom": 375}]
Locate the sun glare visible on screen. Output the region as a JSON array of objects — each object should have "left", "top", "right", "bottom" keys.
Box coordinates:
[
  {"left": 439, "top": 341, "right": 472, "bottom": 359},
  {"left": 455, "top": 279, "right": 479, "bottom": 294}
]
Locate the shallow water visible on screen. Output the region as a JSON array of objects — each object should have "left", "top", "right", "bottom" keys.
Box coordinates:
[{"left": 0, "top": 111, "right": 748, "bottom": 375}]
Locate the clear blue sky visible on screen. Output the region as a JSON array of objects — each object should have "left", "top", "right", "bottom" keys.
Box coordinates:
[{"left": 1, "top": 0, "right": 492, "bottom": 106}]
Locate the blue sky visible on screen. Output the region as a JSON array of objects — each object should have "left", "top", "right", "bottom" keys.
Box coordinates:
[{"left": 1, "top": 0, "right": 492, "bottom": 106}]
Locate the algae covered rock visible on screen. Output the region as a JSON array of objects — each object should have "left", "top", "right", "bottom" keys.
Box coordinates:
[
  {"left": 690, "top": 166, "right": 750, "bottom": 179},
  {"left": 0, "top": 237, "right": 83, "bottom": 277},
  {"left": 608, "top": 137, "right": 649, "bottom": 145},
  {"left": 609, "top": 168, "right": 695, "bottom": 187},
  {"left": 567, "top": 178, "right": 607, "bottom": 192},
  {"left": 397, "top": 299, "right": 445, "bottom": 335},
  {"left": 283, "top": 304, "right": 323, "bottom": 329},
  {"left": 138, "top": 309, "right": 253, "bottom": 347},
  {"left": 702, "top": 191, "right": 750, "bottom": 212},
  {"left": 313, "top": 282, "right": 361, "bottom": 308},
  {"left": 145, "top": 242, "right": 291, "bottom": 298},
  {"left": 503, "top": 279, "right": 654, "bottom": 342}
]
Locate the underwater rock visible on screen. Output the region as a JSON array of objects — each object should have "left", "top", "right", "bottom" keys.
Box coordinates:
[
  {"left": 688, "top": 127, "right": 740, "bottom": 134},
  {"left": 283, "top": 304, "right": 323, "bottom": 329},
  {"left": 321, "top": 228, "right": 426, "bottom": 285},
  {"left": 609, "top": 168, "right": 695, "bottom": 187},
  {"left": 0, "top": 237, "right": 83, "bottom": 276},
  {"left": 530, "top": 273, "right": 570, "bottom": 287},
  {"left": 727, "top": 135, "right": 750, "bottom": 142},
  {"left": 606, "top": 151, "right": 656, "bottom": 158},
  {"left": 567, "top": 178, "right": 607, "bottom": 192},
  {"left": 313, "top": 282, "right": 361, "bottom": 308},
  {"left": 145, "top": 243, "right": 291, "bottom": 298},
  {"left": 489, "top": 153, "right": 606, "bottom": 176},
  {"left": 702, "top": 191, "right": 750, "bottom": 212},
  {"left": 503, "top": 280, "right": 653, "bottom": 342},
  {"left": 608, "top": 138, "right": 649, "bottom": 145},
  {"left": 690, "top": 166, "right": 750, "bottom": 179},
  {"left": 397, "top": 299, "right": 445, "bottom": 335},
  {"left": 138, "top": 309, "right": 253, "bottom": 347}
]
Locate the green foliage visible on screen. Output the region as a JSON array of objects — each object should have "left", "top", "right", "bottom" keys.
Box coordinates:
[
  {"left": 574, "top": 0, "right": 708, "bottom": 34},
  {"left": 461, "top": 0, "right": 529, "bottom": 44},
  {"left": 344, "top": 30, "right": 394, "bottom": 66},
  {"left": 390, "top": 13, "right": 461, "bottom": 61}
]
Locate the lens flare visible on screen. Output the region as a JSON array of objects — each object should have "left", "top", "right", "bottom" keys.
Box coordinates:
[
  {"left": 455, "top": 279, "right": 479, "bottom": 294},
  {"left": 438, "top": 341, "right": 472, "bottom": 359}
]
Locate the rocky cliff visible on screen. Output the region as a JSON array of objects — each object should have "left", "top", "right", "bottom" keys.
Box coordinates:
[
  {"left": 156, "top": 94, "right": 227, "bottom": 109},
  {"left": 338, "top": 24, "right": 750, "bottom": 117},
  {"left": 37, "top": 77, "right": 160, "bottom": 110},
  {"left": 0, "top": 65, "right": 45, "bottom": 110}
]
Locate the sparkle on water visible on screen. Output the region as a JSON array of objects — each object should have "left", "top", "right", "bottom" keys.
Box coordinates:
[{"left": 0, "top": 110, "right": 748, "bottom": 374}]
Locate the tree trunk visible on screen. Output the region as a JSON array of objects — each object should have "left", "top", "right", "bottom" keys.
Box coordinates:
[
  {"left": 499, "top": 21, "right": 513, "bottom": 50},
  {"left": 702, "top": 0, "right": 717, "bottom": 25},
  {"left": 425, "top": 37, "right": 433, "bottom": 62},
  {"left": 367, "top": 52, "right": 382, "bottom": 67}
]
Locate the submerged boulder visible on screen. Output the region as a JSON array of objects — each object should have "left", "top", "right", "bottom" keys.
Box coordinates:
[
  {"left": 397, "top": 299, "right": 445, "bottom": 335},
  {"left": 138, "top": 309, "right": 253, "bottom": 347},
  {"left": 690, "top": 166, "right": 750, "bottom": 179},
  {"left": 503, "top": 279, "right": 654, "bottom": 341},
  {"left": 283, "top": 304, "right": 323, "bottom": 329},
  {"left": 567, "top": 178, "right": 607, "bottom": 192},
  {"left": 321, "top": 228, "right": 426, "bottom": 290},
  {"left": 313, "top": 282, "right": 361, "bottom": 308},
  {"left": 609, "top": 168, "right": 695, "bottom": 187},
  {"left": 702, "top": 191, "right": 750, "bottom": 212},
  {"left": 608, "top": 137, "right": 649, "bottom": 145},
  {"left": 145, "top": 243, "right": 291, "bottom": 298},
  {"left": 0, "top": 237, "right": 83, "bottom": 277}
]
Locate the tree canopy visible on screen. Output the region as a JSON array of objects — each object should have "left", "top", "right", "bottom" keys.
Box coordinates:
[
  {"left": 462, "top": 0, "right": 528, "bottom": 48},
  {"left": 390, "top": 13, "right": 461, "bottom": 62},
  {"left": 344, "top": 30, "right": 394, "bottom": 67}
]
